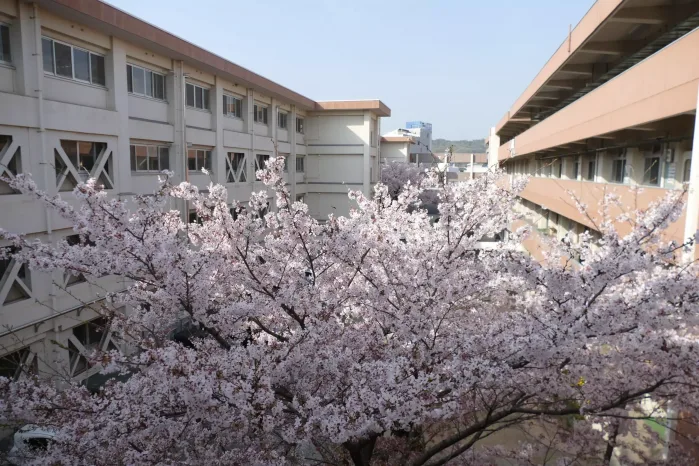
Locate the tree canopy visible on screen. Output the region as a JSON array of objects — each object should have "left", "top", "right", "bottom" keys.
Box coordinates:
[{"left": 1, "top": 160, "right": 698, "bottom": 465}]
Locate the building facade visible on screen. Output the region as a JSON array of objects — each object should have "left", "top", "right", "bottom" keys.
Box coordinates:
[
  {"left": 382, "top": 121, "right": 433, "bottom": 163},
  {"left": 0, "top": 0, "right": 389, "bottom": 386},
  {"left": 489, "top": 0, "right": 699, "bottom": 256}
]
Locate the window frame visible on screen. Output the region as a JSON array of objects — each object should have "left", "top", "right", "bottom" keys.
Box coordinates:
[
  {"left": 642, "top": 155, "right": 661, "bottom": 186},
  {"left": 253, "top": 104, "right": 269, "bottom": 125},
  {"left": 296, "top": 156, "right": 305, "bottom": 173},
  {"left": 255, "top": 153, "right": 270, "bottom": 180},
  {"left": 129, "top": 144, "right": 170, "bottom": 173},
  {"left": 187, "top": 148, "right": 212, "bottom": 172},
  {"left": 611, "top": 155, "right": 627, "bottom": 184},
  {"left": 296, "top": 117, "right": 305, "bottom": 134},
  {"left": 42, "top": 36, "right": 106, "bottom": 87},
  {"left": 127, "top": 64, "right": 166, "bottom": 101},
  {"left": 226, "top": 152, "right": 247, "bottom": 183},
  {"left": 278, "top": 111, "right": 288, "bottom": 129},
  {"left": 0, "top": 23, "right": 11, "bottom": 64},
  {"left": 185, "top": 82, "right": 211, "bottom": 111},
  {"left": 223, "top": 94, "right": 243, "bottom": 119}
]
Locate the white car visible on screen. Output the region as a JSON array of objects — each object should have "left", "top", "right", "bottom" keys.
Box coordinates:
[{"left": 7, "top": 425, "right": 55, "bottom": 465}]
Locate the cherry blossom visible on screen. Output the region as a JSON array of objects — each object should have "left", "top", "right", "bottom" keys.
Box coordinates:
[{"left": 0, "top": 162, "right": 698, "bottom": 465}]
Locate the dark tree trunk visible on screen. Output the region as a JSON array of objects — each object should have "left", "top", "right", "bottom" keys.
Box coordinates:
[
  {"left": 344, "top": 435, "right": 378, "bottom": 466},
  {"left": 603, "top": 421, "right": 621, "bottom": 465}
]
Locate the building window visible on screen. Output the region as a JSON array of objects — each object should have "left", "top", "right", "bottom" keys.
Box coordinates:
[
  {"left": 0, "top": 135, "right": 21, "bottom": 195},
  {"left": 187, "top": 149, "right": 212, "bottom": 172},
  {"left": 127, "top": 64, "right": 165, "bottom": 100},
  {"left": 0, "top": 246, "right": 31, "bottom": 305},
  {"left": 296, "top": 156, "right": 305, "bottom": 173},
  {"left": 255, "top": 154, "right": 269, "bottom": 180},
  {"left": 611, "top": 157, "right": 626, "bottom": 183},
  {"left": 130, "top": 144, "right": 169, "bottom": 172},
  {"left": 42, "top": 37, "right": 105, "bottom": 86},
  {"left": 572, "top": 160, "right": 580, "bottom": 180},
  {"left": 223, "top": 94, "right": 242, "bottom": 118},
  {"left": 254, "top": 104, "right": 268, "bottom": 124},
  {"left": 296, "top": 117, "right": 304, "bottom": 134},
  {"left": 684, "top": 159, "right": 691, "bottom": 183},
  {"left": 56, "top": 140, "right": 113, "bottom": 191},
  {"left": 278, "top": 111, "right": 288, "bottom": 129},
  {"left": 0, "top": 347, "right": 37, "bottom": 381},
  {"left": 643, "top": 156, "right": 660, "bottom": 186},
  {"left": 585, "top": 159, "right": 596, "bottom": 181},
  {"left": 0, "top": 24, "right": 11, "bottom": 63},
  {"left": 69, "top": 317, "right": 112, "bottom": 376},
  {"left": 226, "top": 152, "right": 247, "bottom": 183},
  {"left": 185, "top": 83, "right": 210, "bottom": 111}
]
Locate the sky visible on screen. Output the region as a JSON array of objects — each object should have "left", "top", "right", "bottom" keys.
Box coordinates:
[{"left": 107, "top": 0, "right": 594, "bottom": 140}]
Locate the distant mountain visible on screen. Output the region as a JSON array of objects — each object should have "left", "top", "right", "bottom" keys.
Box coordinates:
[{"left": 432, "top": 139, "right": 486, "bottom": 154}]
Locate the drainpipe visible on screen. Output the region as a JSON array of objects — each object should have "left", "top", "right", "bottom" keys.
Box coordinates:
[
  {"left": 181, "top": 64, "right": 189, "bottom": 221},
  {"left": 32, "top": 3, "right": 58, "bottom": 323},
  {"left": 683, "top": 81, "right": 699, "bottom": 263}
]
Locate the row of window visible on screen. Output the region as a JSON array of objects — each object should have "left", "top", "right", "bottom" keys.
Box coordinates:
[
  {"left": 511, "top": 154, "right": 688, "bottom": 187},
  {"left": 2, "top": 30, "right": 306, "bottom": 132}
]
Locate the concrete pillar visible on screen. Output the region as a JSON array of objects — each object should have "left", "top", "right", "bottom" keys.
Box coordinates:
[
  {"left": 363, "top": 111, "right": 372, "bottom": 196},
  {"left": 213, "top": 76, "right": 225, "bottom": 185},
  {"left": 13, "top": 2, "right": 39, "bottom": 97},
  {"left": 682, "top": 82, "right": 699, "bottom": 263},
  {"left": 108, "top": 37, "right": 130, "bottom": 195},
  {"left": 488, "top": 127, "right": 500, "bottom": 169}
]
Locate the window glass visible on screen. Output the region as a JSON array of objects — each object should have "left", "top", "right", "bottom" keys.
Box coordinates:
[
  {"left": 145, "top": 70, "right": 153, "bottom": 97},
  {"left": 136, "top": 145, "right": 148, "bottom": 171},
  {"left": 159, "top": 147, "right": 169, "bottom": 170},
  {"left": 195, "top": 86, "right": 203, "bottom": 109},
  {"left": 196, "top": 150, "right": 205, "bottom": 170},
  {"left": 90, "top": 54, "right": 105, "bottom": 85},
  {"left": 186, "top": 83, "right": 194, "bottom": 107},
  {"left": 61, "top": 140, "right": 79, "bottom": 168},
  {"left": 73, "top": 48, "right": 90, "bottom": 81},
  {"left": 42, "top": 38, "right": 54, "bottom": 73},
  {"left": 643, "top": 157, "right": 660, "bottom": 186},
  {"left": 54, "top": 41, "right": 72, "bottom": 78},
  {"left": 202, "top": 89, "right": 210, "bottom": 110},
  {"left": 0, "top": 24, "right": 10, "bottom": 62},
  {"left": 126, "top": 65, "right": 133, "bottom": 92},
  {"left": 132, "top": 66, "right": 145, "bottom": 95},
  {"left": 612, "top": 158, "right": 626, "bottom": 183},
  {"left": 297, "top": 117, "right": 304, "bottom": 134},
  {"left": 153, "top": 73, "right": 165, "bottom": 99},
  {"left": 78, "top": 142, "right": 96, "bottom": 172},
  {"left": 188, "top": 149, "right": 197, "bottom": 171}
]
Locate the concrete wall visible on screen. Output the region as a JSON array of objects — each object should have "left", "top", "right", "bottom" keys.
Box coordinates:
[{"left": 0, "top": 1, "right": 386, "bottom": 383}]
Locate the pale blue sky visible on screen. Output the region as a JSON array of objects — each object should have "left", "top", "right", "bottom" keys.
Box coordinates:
[{"left": 108, "top": 0, "right": 593, "bottom": 140}]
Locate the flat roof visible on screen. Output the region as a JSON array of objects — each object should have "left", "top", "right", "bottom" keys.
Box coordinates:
[
  {"left": 314, "top": 100, "right": 391, "bottom": 117},
  {"left": 38, "top": 0, "right": 391, "bottom": 115},
  {"left": 381, "top": 136, "right": 414, "bottom": 143}
]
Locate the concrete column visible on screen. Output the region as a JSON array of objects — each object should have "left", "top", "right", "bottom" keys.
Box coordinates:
[
  {"left": 682, "top": 82, "right": 699, "bottom": 262},
  {"left": 488, "top": 127, "right": 501, "bottom": 169},
  {"left": 213, "top": 76, "right": 225, "bottom": 185},
  {"left": 108, "top": 37, "right": 130, "bottom": 195},
  {"left": 14, "top": 3, "right": 40, "bottom": 97},
  {"left": 170, "top": 60, "right": 186, "bottom": 184},
  {"left": 363, "top": 111, "right": 372, "bottom": 196},
  {"left": 289, "top": 105, "right": 297, "bottom": 201}
]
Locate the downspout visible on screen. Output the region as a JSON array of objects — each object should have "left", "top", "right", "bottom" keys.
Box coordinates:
[
  {"left": 181, "top": 63, "right": 188, "bottom": 221},
  {"left": 32, "top": 3, "right": 58, "bottom": 320}
]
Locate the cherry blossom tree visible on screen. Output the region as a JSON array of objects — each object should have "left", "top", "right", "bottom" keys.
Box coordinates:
[
  {"left": 1, "top": 160, "right": 699, "bottom": 465},
  {"left": 380, "top": 161, "right": 439, "bottom": 205}
]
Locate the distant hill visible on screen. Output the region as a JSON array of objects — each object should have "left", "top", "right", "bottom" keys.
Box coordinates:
[{"left": 432, "top": 139, "right": 486, "bottom": 154}]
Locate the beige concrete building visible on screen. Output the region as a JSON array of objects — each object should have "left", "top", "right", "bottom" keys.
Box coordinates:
[
  {"left": 488, "top": 0, "right": 699, "bottom": 254},
  {"left": 0, "top": 0, "right": 390, "bottom": 386}
]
